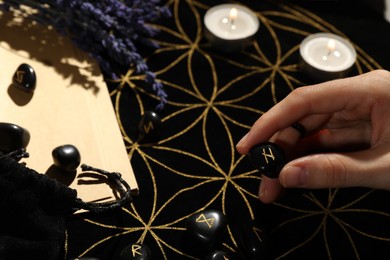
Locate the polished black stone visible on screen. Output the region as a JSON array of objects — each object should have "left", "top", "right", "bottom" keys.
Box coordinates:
[
  {"left": 119, "top": 243, "right": 151, "bottom": 260},
  {"left": 138, "top": 110, "right": 162, "bottom": 138},
  {"left": 204, "top": 249, "right": 241, "bottom": 260},
  {"left": 239, "top": 222, "right": 268, "bottom": 259},
  {"left": 248, "top": 142, "right": 286, "bottom": 178},
  {"left": 12, "top": 63, "right": 36, "bottom": 92},
  {"left": 186, "top": 209, "right": 228, "bottom": 248},
  {"left": 0, "top": 122, "right": 30, "bottom": 153},
  {"left": 71, "top": 256, "right": 100, "bottom": 260},
  {"left": 52, "top": 144, "right": 81, "bottom": 172}
]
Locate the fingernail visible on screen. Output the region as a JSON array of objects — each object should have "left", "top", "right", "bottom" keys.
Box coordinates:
[
  {"left": 281, "top": 166, "right": 307, "bottom": 187},
  {"left": 236, "top": 133, "right": 249, "bottom": 148}
]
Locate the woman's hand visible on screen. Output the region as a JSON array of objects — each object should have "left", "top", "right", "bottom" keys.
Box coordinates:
[{"left": 236, "top": 70, "right": 390, "bottom": 203}]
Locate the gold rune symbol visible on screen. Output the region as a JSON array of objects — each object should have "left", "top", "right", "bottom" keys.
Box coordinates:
[
  {"left": 196, "top": 214, "right": 215, "bottom": 228},
  {"left": 261, "top": 147, "right": 275, "bottom": 164},
  {"left": 15, "top": 70, "right": 25, "bottom": 84},
  {"left": 131, "top": 244, "right": 142, "bottom": 257},
  {"left": 143, "top": 121, "right": 154, "bottom": 133},
  {"left": 253, "top": 227, "right": 263, "bottom": 243}
]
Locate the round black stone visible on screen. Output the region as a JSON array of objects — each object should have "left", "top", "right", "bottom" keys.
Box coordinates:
[
  {"left": 186, "top": 209, "right": 228, "bottom": 249},
  {"left": 119, "top": 243, "right": 151, "bottom": 260},
  {"left": 0, "top": 122, "right": 30, "bottom": 153},
  {"left": 138, "top": 110, "right": 162, "bottom": 137},
  {"left": 204, "top": 249, "right": 242, "bottom": 260},
  {"left": 12, "top": 63, "right": 36, "bottom": 92},
  {"left": 71, "top": 256, "right": 100, "bottom": 260},
  {"left": 239, "top": 222, "right": 268, "bottom": 259},
  {"left": 248, "top": 142, "right": 286, "bottom": 178},
  {"left": 52, "top": 144, "right": 81, "bottom": 172}
]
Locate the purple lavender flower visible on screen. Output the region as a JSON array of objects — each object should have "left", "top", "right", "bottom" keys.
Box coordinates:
[{"left": 0, "top": 0, "right": 171, "bottom": 109}]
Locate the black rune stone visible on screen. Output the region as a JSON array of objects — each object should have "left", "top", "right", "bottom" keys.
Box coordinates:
[
  {"left": 239, "top": 222, "right": 268, "bottom": 259},
  {"left": 0, "top": 122, "right": 30, "bottom": 153},
  {"left": 186, "top": 209, "right": 228, "bottom": 249},
  {"left": 138, "top": 110, "right": 162, "bottom": 137},
  {"left": 204, "top": 249, "right": 242, "bottom": 260},
  {"left": 119, "top": 243, "right": 151, "bottom": 260},
  {"left": 52, "top": 144, "right": 81, "bottom": 172},
  {"left": 248, "top": 142, "right": 286, "bottom": 178},
  {"left": 12, "top": 63, "right": 36, "bottom": 92},
  {"left": 71, "top": 256, "right": 100, "bottom": 260}
]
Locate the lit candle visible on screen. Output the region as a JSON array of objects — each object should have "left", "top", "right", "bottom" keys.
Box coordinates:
[
  {"left": 228, "top": 7, "right": 238, "bottom": 30},
  {"left": 204, "top": 4, "right": 260, "bottom": 52},
  {"left": 299, "top": 33, "right": 357, "bottom": 82}
]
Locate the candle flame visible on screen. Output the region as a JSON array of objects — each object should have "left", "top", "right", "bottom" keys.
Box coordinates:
[
  {"left": 327, "top": 39, "right": 336, "bottom": 52},
  {"left": 229, "top": 8, "right": 238, "bottom": 21},
  {"left": 228, "top": 8, "right": 237, "bottom": 30}
]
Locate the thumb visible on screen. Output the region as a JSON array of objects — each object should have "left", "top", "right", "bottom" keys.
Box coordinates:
[{"left": 279, "top": 149, "right": 390, "bottom": 190}]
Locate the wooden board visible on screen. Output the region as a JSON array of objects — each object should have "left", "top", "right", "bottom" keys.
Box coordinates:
[{"left": 0, "top": 13, "right": 138, "bottom": 204}]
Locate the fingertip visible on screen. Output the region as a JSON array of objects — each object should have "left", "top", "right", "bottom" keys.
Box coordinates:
[
  {"left": 236, "top": 132, "right": 249, "bottom": 154},
  {"left": 258, "top": 182, "right": 267, "bottom": 200},
  {"left": 258, "top": 177, "right": 284, "bottom": 203}
]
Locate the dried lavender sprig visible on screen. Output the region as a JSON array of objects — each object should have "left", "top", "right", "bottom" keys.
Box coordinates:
[{"left": 0, "top": 0, "right": 170, "bottom": 109}]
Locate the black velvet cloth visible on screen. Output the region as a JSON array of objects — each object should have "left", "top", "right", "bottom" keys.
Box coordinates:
[{"left": 0, "top": 155, "right": 76, "bottom": 260}]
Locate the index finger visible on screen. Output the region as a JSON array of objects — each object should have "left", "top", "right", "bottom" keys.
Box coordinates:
[{"left": 236, "top": 73, "right": 375, "bottom": 154}]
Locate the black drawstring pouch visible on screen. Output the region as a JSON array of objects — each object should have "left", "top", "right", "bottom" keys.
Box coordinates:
[{"left": 0, "top": 150, "right": 133, "bottom": 260}]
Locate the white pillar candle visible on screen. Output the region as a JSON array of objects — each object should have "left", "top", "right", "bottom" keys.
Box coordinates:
[
  {"left": 299, "top": 33, "right": 357, "bottom": 82},
  {"left": 204, "top": 4, "right": 260, "bottom": 52}
]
